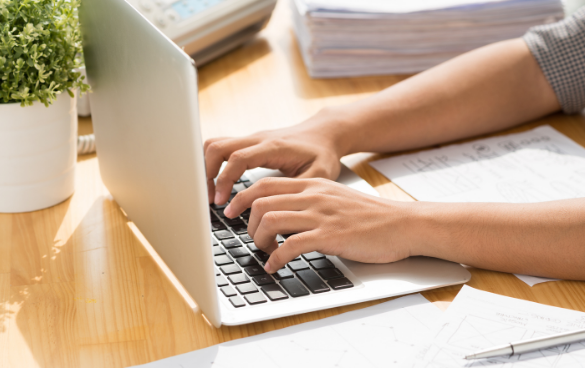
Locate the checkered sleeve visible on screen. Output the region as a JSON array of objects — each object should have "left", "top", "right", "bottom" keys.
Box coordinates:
[{"left": 523, "top": 7, "right": 585, "bottom": 114}]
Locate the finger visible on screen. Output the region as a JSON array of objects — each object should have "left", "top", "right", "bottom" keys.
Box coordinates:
[
  {"left": 264, "top": 231, "right": 321, "bottom": 273},
  {"left": 224, "top": 177, "right": 307, "bottom": 217},
  {"left": 253, "top": 211, "right": 316, "bottom": 254},
  {"left": 294, "top": 159, "right": 337, "bottom": 180},
  {"left": 214, "top": 142, "right": 288, "bottom": 204},
  {"left": 204, "top": 137, "right": 257, "bottom": 198},
  {"left": 246, "top": 194, "right": 312, "bottom": 238}
]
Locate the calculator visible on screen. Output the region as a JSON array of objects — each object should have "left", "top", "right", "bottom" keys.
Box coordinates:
[{"left": 126, "top": 0, "right": 277, "bottom": 65}]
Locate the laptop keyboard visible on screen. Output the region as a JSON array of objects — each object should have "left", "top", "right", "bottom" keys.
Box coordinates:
[{"left": 210, "top": 175, "right": 354, "bottom": 308}]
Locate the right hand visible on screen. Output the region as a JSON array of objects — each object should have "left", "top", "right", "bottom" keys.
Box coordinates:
[{"left": 204, "top": 109, "right": 348, "bottom": 204}]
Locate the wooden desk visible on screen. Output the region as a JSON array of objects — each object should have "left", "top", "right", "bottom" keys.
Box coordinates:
[{"left": 2, "top": 2, "right": 585, "bottom": 367}]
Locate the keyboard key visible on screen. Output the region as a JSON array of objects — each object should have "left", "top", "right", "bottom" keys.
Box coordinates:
[
  {"left": 221, "top": 286, "right": 237, "bottom": 297},
  {"left": 215, "top": 268, "right": 221, "bottom": 276},
  {"left": 239, "top": 234, "right": 253, "bottom": 243},
  {"left": 231, "top": 224, "right": 248, "bottom": 234},
  {"left": 255, "top": 251, "right": 270, "bottom": 263},
  {"left": 225, "top": 218, "right": 245, "bottom": 227},
  {"left": 210, "top": 212, "right": 220, "bottom": 222},
  {"left": 247, "top": 242, "right": 260, "bottom": 252},
  {"left": 210, "top": 203, "right": 228, "bottom": 210},
  {"left": 273, "top": 268, "right": 294, "bottom": 280},
  {"left": 233, "top": 183, "right": 247, "bottom": 192},
  {"left": 328, "top": 277, "right": 354, "bottom": 290},
  {"left": 211, "top": 237, "right": 218, "bottom": 246},
  {"left": 228, "top": 273, "right": 249, "bottom": 285},
  {"left": 241, "top": 209, "right": 251, "bottom": 219},
  {"left": 252, "top": 274, "right": 275, "bottom": 286},
  {"left": 213, "top": 247, "right": 226, "bottom": 256},
  {"left": 211, "top": 222, "right": 227, "bottom": 231},
  {"left": 214, "top": 255, "right": 233, "bottom": 266},
  {"left": 229, "top": 296, "right": 246, "bottom": 308},
  {"left": 261, "top": 284, "right": 289, "bottom": 301},
  {"left": 243, "top": 182, "right": 253, "bottom": 188},
  {"left": 216, "top": 209, "right": 229, "bottom": 218},
  {"left": 239, "top": 175, "right": 250, "bottom": 182},
  {"left": 276, "top": 234, "right": 285, "bottom": 243},
  {"left": 228, "top": 248, "right": 249, "bottom": 258},
  {"left": 236, "top": 256, "right": 259, "bottom": 268},
  {"left": 302, "top": 251, "right": 325, "bottom": 262},
  {"left": 216, "top": 275, "right": 229, "bottom": 287},
  {"left": 231, "top": 187, "right": 238, "bottom": 194},
  {"left": 214, "top": 230, "right": 234, "bottom": 240},
  {"left": 288, "top": 260, "right": 309, "bottom": 272},
  {"left": 244, "top": 292, "right": 267, "bottom": 305},
  {"left": 244, "top": 265, "right": 266, "bottom": 276},
  {"left": 220, "top": 264, "right": 241, "bottom": 275},
  {"left": 236, "top": 282, "right": 258, "bottom": 295},
  {"left": 318, "top": 268, "right": 344, "bottom": 280},
  {"left": 310, "top": 259, "right": 335, "bottom": 270},
  {"left": 282, "top": 233, "right": 295, "bottom": 239},
  {"left": 296, "top": 269, "right": 330, "bottom": 294},
  {"left": 279, "top": 278, "right": 310, "bottom": 297},
  {"left": 222, "top": 238, "right": 242, "bottom": 249}
]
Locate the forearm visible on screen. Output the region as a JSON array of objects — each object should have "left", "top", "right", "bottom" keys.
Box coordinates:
[
  {"left": 315, "top": 38, "right": 560, "bottom": 156},
  {"left": 405, "top": 199, "right": 585, "bottom": 280}
]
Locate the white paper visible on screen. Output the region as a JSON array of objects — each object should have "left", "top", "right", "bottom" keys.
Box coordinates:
[
  {"left": 130, "top": 293, "right": 441, "bottom": 368},
  {"left": 370, "top": 126, "right": 585, "bottom": 286},
  {"left": 414, "top": 286, "right": 585, "bottom": 367},
  {"left": 514, "top": 274, "right": 560, "bottom": 287}
]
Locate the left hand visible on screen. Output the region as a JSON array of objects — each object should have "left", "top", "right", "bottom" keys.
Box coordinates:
[{"left": 223, "top": 177, "right": 415, "bottom": 273}]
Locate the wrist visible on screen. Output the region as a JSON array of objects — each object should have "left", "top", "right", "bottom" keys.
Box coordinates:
[{"left": 302, "top": 105, "right": 362, "bottom": 158}]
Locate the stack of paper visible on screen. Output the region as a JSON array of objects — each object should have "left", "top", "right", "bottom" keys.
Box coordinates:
[{"left": 291, "top": 0, "right": 564, "bottom": 78}]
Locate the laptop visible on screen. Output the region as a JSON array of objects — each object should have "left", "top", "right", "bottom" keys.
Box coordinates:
[{"left": 79, "top": 0, "right": 471, "bottom": 327}]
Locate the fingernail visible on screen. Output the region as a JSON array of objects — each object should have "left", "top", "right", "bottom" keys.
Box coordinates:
[
  {"left": 223, "top": 204, "right": 233, "bottom": 218},
  {"left": 264, "top": 261, "right": 272, "bottom": 273},
  {"left": 214, "top": 191, "right": 222, "bottom": 205}
]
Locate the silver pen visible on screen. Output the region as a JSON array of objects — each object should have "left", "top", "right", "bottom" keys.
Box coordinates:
[{"left": 465, "top": 328, "right": 585, "bottom": 360}]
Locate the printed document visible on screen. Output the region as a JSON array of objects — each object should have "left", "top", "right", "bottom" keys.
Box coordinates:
[
  {"left": 414, "top": 286, "right": 585, "bottom": 367},
  {"left": 131, "top": 293, "right": 441, "bottom": 368},
  {"left": 370, "top": 125, "right": 585, "bottom": 285}
]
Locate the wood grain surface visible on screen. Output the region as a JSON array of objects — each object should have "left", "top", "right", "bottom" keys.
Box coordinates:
[{"left": 1, "top": 2, "right": 585, "bottom": 367}]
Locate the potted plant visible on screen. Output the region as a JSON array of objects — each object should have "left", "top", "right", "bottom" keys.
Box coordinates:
[{"left": 0, "top": 0, "right": 89, "bottom": 213}]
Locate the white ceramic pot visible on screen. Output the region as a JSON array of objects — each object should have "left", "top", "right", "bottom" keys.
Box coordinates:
[{"left": 0, "top": 93, "right": 77, "bottom": 213}]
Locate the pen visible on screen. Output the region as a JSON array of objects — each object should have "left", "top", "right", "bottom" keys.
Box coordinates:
[{"left": 465, "top": 328, "right": 585, "bottom": 360}]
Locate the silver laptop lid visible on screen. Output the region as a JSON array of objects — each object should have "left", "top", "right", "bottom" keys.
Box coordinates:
[{"left": 79, "top": 0, "right": 220, "bottom": 326}]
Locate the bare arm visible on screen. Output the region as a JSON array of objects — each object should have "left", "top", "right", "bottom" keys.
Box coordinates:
[
  {"left": 322, "top": 38, "right": 561, "bottom": 155},
  {"left": 408, "top": 199, "right": 585, "bottom": 280},
  {"left": 205, "top": 38, "right": 560, "bottom": 204}
]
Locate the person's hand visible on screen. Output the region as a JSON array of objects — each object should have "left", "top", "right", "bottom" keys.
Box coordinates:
[
  {"left": 204, "top": 109, "right": 352, "bottom": 205},
  {"left": 223, "top": 177, "right": 415, "bottom": 273}
]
